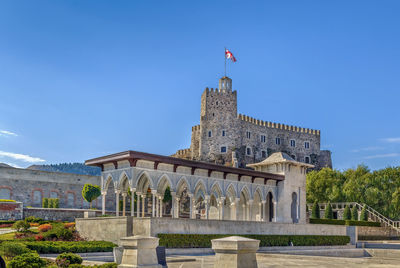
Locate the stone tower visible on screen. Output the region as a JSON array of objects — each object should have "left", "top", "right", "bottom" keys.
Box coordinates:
[{"left": 173, "top": 76, "right": 332, "bottom": 170}]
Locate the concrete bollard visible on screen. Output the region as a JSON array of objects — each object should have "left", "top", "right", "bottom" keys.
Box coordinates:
[
  {"left": 118, "top": 235, "right": 162, "bottom": 268},
  {"left": 211, "top": 236, "right": 260, "bottom": 268},
  {"left": 83, "top": 210, "right": 96, "bottom": 218}
]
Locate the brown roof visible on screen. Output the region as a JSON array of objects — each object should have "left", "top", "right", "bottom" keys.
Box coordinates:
[{"left": 85, "top": 150, "right": 284, "bottom": 183}]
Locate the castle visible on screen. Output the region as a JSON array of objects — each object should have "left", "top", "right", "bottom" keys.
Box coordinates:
[{"left": 173, "top": 76, "right": 332, "bottom": 170}]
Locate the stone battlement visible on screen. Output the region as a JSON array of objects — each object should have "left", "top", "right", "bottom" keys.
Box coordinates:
[
  {"left": 238, "top": 114, "right": 320, "bottom": 136},
  {"left": 192, "top": 125, "right": 200, "bottom": 131},
  {"left": 175, "top": 148, "right": 191, "bottom": 156},
  {"left": 204, "top": 87, "right": 237, "bottom": 95}
]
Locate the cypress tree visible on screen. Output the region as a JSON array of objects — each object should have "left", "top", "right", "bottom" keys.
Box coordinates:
[
  {"left": 360, "top": 206, "right": 368, "bottom": 221},
  {"left": 343, "top": 205, "right": 351, "bottom": 220},
  {"left": 325, "top": 202, "right": 333, "bottom": 219},
  {"left": 351, "top": 205, "right": 359, "bottom": 221},
  {"left": 311, "top": 201, "right": 320, "bottom": 219}
]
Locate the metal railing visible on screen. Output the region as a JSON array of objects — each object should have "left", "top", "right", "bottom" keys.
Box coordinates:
[{"left": 307, "top": 202, "right": 400, "bottom": 234}]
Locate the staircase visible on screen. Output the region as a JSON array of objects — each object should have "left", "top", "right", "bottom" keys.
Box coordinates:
[{"left": 355, "top": 202, "right": 400, "bottom": 235}]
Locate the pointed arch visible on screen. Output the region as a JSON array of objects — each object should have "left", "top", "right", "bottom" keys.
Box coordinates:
[
  {"left": 103, "top": 174, "right": 114, "bottom": 192},
  {"left": 225, "top": 183, "right": 237, "bottom": 204},
  {"left": 210, "top": 181, "right": 222, "bottom": 199},
  {"left": 157, "top": 174, "right": 172, "bottom": 194},
  {"left": 176, "top": 176, "right": 190, "bottom": 195},
  {"left": 118, "top": 171, "right": 131, "bottom": 192},
  {"left": 136, "top": 171, "right": 153, "bottom": 193},
  {"left": 239, "top": 185, "right": 250, "bottom": 200},
  {"left": 253, "top": 186, "right": 263, "bottom": 201},
  {"left": 194, "top": 180, "right": 207, "bottom": 201}
]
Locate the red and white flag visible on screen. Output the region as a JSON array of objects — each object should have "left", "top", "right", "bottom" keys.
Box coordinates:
[{"left": 225, "top": 49, "right": 237, "bottom": 62}]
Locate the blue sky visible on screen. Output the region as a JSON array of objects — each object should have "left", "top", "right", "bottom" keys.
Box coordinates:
[{"left": 0, "top": 0, "right": 399, "bottom": 170}]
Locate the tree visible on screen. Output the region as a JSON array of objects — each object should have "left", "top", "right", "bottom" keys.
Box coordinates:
[
  {"left": 311, "top": 201, "right": 320, "bottom": 219},
  {"left": 351, "top": 205, "right": 358, "bottom": 221},
  {"left": 42, "top": 198, "right": 48, "bottom": 208},
  {"left": 82, "top": 184, "right": 101, "bottom": 208},
  {"left": 360, "top": 205, "right": 368, "bottom": 221},
  {"left": 325, "top": 202, "right": 333, "bottom": 219},
  {"left": 343, "top": 205, "right": 351, "bottom": 220},
  {"left": 163, "top": 186, "right": 172, "bottom": 203}
]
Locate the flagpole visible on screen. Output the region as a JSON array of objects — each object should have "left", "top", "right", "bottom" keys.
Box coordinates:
[{"left": 224, "top": 47, "right": 226, "bottom": 77}]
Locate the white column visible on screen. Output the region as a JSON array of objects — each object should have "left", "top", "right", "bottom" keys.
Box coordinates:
[
  {"left": 155, "top": 195, "right": 159, "bottom": 217},
  {"left": 122, "top": 192, "right": 127, "bottom": 216},
  {"left": 175, "top": 197, "right": 180, "bottom": 218},
  {"left": 205, "top": 195, "right": 210, "bottom": 219},
  {"left": 273, "top": 201, "right": 277, "bottom": 222},
  {"left": 235, "top": 198, "right": 240, "bottom": 221},
  {"left": 242, "top": 204, "right": 246, "bottom": 220},
  {"left": 258, "top": 201, "right": 262, "bottom": 221},
  {"left": 130, "top": 188, "right": 135, "bottom": 217},
  {"left": 219, "top": 197, "right": 225, "bottom": 220},
  {"left": 262, "top": 201, "right": 267, "bottom": 222},
  {"left": 151, "top": 190, "right": 156, "bottom": 218},
  {"left": 115, "top": 190, "right": 120, "bottom": 217},
  {"left": 188, "top": 194, "right": 194, "bottom": 219},
  {"left": 141, "top": 195, "right": 145, "bottom": 217},
  {"left": 136, "top": 192, "right": 141, "bottom": 218},
  {"left": 248, "top": 200, "right": 253, "bottom": 221},
  {"left": 101, "top": 191, "right": 106, "bottom": 215},
  {"left": 159, "top": 196, "right": 163, "bottom": 218}
]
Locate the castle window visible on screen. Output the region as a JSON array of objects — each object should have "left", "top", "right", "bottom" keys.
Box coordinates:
[
  {"left": 0, "top": 188, "right": 11, "bottom": 199},
  {"left": 290, "top": 140, "right": 296, "bottom": 147},
  {"left": 305, "top": 156, "right": 310, "bottom": 164},
  {"left": 222, "top": 130, "right": 226, "bottom": 137},
  {"left": 261, "top": 135, "right": 266, "bottom": 143},
  {"left": 305, "top": 142, "right": 310, "bottom": 149},
  {"left": 246, "top": 147, "right": 252, "bottom": 155},
  {"left": 291, "top": 155, "right": 296, "bottom": 160},
  {"left": 221, "top": 146, "right": 227, "bottom": 153},
  {"left": 208, "top": 131, "right": 212, "bottom": 137},
  {"left": 262, "top": 150, "right": 267, "bottom": 158},
  {"left": 216, "top": 101, "right": 218, "bottom": 105},
  {"left": 275, "top": 137, "right": 281, "bottom": 145},
  {"left": 246, "top": 131, "right": 251, "bottom": 139}
]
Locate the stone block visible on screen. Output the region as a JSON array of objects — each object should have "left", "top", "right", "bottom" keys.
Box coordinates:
[
  {"left": 211, "top": 236, "right": 260, "bottom": 268},
  {"left": 84, "top": 210, "right": 97, "bottom": 218},
  {"left": 118, "top": 235, "right": 161, "bottom": 268}
]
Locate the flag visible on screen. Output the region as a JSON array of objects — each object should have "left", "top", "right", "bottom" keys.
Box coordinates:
[{"left": 225, "top": 49, "right": 237, "bottom": 62}]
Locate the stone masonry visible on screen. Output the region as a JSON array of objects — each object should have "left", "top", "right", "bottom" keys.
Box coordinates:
[{"left": 173, "top": 76, "right": 332, "bottom": 169}]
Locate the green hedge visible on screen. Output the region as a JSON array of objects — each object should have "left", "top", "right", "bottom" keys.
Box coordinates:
[
  {"left": 309, "top": 218, "right": 381, "bottom": 227},
  {"left": 0, "top": 241, "right": 116, "bottom": 254},
  {"left": 157, "top": 234, "right": 350, "bottom": 248},
  {"left": 0, "top": 220, "right": 16, "bottom": 225},
  {"left": 358, "top": 236, "right": 399, "bottom": 241}
]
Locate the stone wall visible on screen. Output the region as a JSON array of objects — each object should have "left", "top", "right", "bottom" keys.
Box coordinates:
[
  {"left": 0, "top": 166, "right": 102, "bottom": 209},
  {"left": 0, "top": 201, "right": 23, "bottom": 220},
  {"left": 23, "top": 208, "right": 107, "bottom": 222},
  {"left": 76, "top": 217, "right": 348, "bottom": 245},
  {"left": 76, "top": 216, "right": 133, "bottom": 245},
  {"left": 358, "top": 226, "right": 399, "bottom": 238}
]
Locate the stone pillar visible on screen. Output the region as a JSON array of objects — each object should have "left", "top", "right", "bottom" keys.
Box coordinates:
[
  {"left": 141, "top": 195, "right": 145, "bottom": 217},
  {"left": 174, "top": 197, "right": 180, "bottom": 218},
  {"left": 130, "top": 188, "right": 136, "bottom": 217},
  {"left": 235, "top": 198, "right": 240, "bottom": 221},
  {"left": 273, "top": 201, "right": 277, "bottom": 222},
  {"left": 136, "top": 192, "right": 141, "bottom": 218},
  {"left": 205, "top": 195, "right": 210, "bottom": 219},
  {"left": 115, "top": 190, "right": 120, "bottom": 217},
  {"left": 122, "top": 192, "right": 127, "bottom": 216},
  {"left": 242, "top": 204, "right": 246, "bottom": 220},
  {"left": 211, "top": 236, "right": 260, "bottom": 268},
  {"left": 119, "top": 235, "right": 162, "bottom": 268},
  {"left": 151, "top": 190, "right": 156, "bottom": 218},
  {"left": 248, "top": 200, "right": 253, "bottom": 221},
  {"left": 219, "top": 197, "right": 225, "bottom": 220},
  {"left": 171, "top": 192, "right": 176, "bottom": 218},
  {"left": 155, "top": 195, "right": 159, "bottom": 217},
  {"left": 188, "top": 194, "right": 194, "bottom": 219},
  {"left": 159, "top": 197, "right": 163, "bottom": 218},
  {"left": 101, "top": 191, "right": 106, "bottom": 216},
  {"left": 262, "top": 201, "right": 267, "bottom": 222}
]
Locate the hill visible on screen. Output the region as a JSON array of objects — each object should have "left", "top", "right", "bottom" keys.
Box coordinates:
[
  {"left": 27, "top": 163, "right": 101, "bottom": 176},
  {"left": 0, "top": 163, "right": 12, "bottom": 168}
]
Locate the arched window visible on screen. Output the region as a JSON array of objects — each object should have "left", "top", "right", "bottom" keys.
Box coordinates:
[
  {"left": 50, "top": 191, "right": 58, "bottom": 199},
  {"left": 67, "top": 192, "right": 75, "bottom": 207},
  {"left": 305, "top": 156, "right": 310, "bottom": 164},
  {"left": 33, "top": 190, "right": 42, "bottom": 206}
]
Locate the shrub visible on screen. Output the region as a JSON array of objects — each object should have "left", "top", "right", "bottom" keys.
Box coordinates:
[
  {"left": 343, "top": 205, "right": 351, "bottom": 220},
  {"left": 324, "top": 202, "right": 333, "bottom": 219},
  {"left": 8, "top": 252, "right": 46, "bottom": 268},
  {"left": 0, "top": 242, "right": 31, "bottom": 259},
  {"left": 29, "top": 223, "right": 39, "bottom": 227},
  {"left": 64, "top": 222, "right": 75, "bottom": 229},
  {"left": 360, "top": 206, "right": 368, "bottom": 221},
  {"left": 157, "top": 234, "right": 350, "bottom": 248},
  {"left": 345, "top": 220, "right": 380, "bottom": 227},
  {"left": 38, "top": 224, "right": 52, "bottom": 232},
  {"left": 42, "top": 198, "right": 49, "bottom": 208},
  {"left": 55, "top": 227, "right": 73, "bottom": 240},
  {"left": 0, "top": 199, "right": 16, "bottom": 202},
  {"left": 310, "top": 218, "right": 346, "bottom": 225},
  {"left": 48, "top": 198, "right": 54, "bottom": 208},
  {"left": 23, "top": 241, "right": 116, "bottom": 254},
  {"left": 34, "top": 234, "right": 44, "bottom": 241},
  {"left": 54, "top": 198, "right": 60, "bottom": 208},
  {"left": 311, "top": 201, "right": 320, "bottom": 219},
  {"left": 0, "top": 220, "right": 16, "bottom": 225},
  {"left": 12, "top": 220, "right": 30, "bottom": 232},
  {"left": 351, "top": 205, "right": 358, "bottom": 221},
  {"left": 56, "top": 252, "right": 83, "bottom": 267},
  {"left": 82, "top": 184, "right": 101, "bottom": 208},
  {"left": 25, "top": 216, "right": 43, "bottom": 223}
]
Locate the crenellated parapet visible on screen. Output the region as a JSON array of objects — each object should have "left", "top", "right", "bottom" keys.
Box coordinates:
[
  {"left": 237, "top": 114, "right": 320, "bottom": 136},
  {"left": 203, "top": 87, "right": 237, "bottom": 96},
  {"left": 192, "top": 125, "right": 200, "bottom": 131}
]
